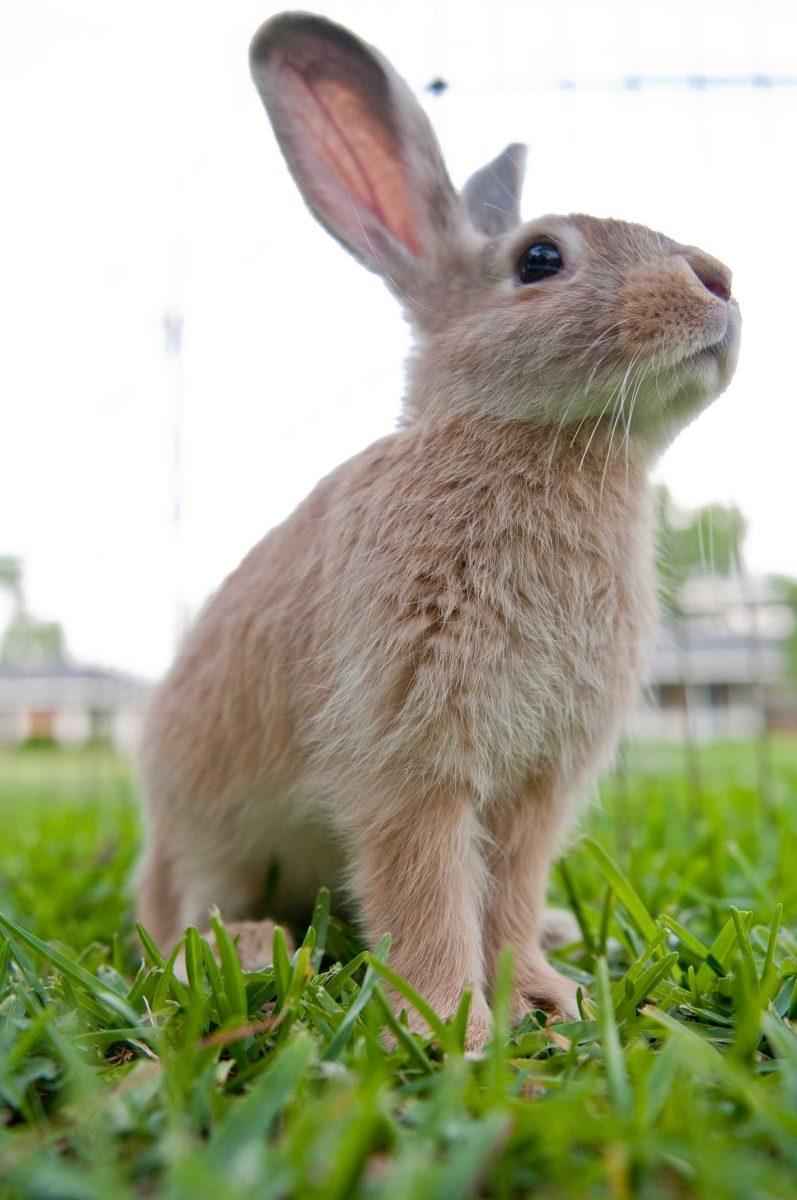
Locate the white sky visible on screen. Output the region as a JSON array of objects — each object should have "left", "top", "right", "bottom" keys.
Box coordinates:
[{"left": 2, "top": 0, "right": 796, "bottom": 678}]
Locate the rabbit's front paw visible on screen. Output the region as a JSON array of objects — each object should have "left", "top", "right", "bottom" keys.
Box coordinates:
[
  {"left": 462, "top": 993, "right": 494, "bottom": 1053},
  {"left": 513, "top": 961, "right": 582, "bottom": 1025},
  {"left": 404, "top": 988, "right": 492, "bottom": 1052}
]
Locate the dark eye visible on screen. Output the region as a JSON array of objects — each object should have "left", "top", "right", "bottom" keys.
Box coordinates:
[{"left": 517, "top": 242, "right": 563, "bottom": 284}]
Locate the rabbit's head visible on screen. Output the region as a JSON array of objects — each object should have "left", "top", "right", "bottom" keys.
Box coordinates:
[{"left": 251, "top": 13, "right": 740, "bottom": 449}]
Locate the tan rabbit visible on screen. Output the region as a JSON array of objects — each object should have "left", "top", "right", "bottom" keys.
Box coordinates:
[{"left": 137, "top": 12, "right": 740, "bottom": 1047}]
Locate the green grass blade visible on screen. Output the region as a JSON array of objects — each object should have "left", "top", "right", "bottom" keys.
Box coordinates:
[
  {"left": 595, "top": 957, "right": 632, "bottom": 1115},
  {"left": 660, "top": 914, "right": 725, "bottom": 976},
  {"left": 134, "top": 922, "right": 167, "bottom": 969},
  {"left": 309, "top": 888, "right": 332, "bottom": 970},
  {"left": 364, "top": 953, "right": 451, "bottom": 1048},
  {"left": 583, "top": 838, "right": 658, "bottom": 942},
  {"left": 183, "top": 926, "right": 205, "bottom": 1001},
  {"left": 372, "top": 985, "right": 433, "bottom": 1073},
  {"left": 0, "top": 911, "right": 138, "bottom": 1024},
  {"left": 695, "top": 912, "right": 750, "bottom": 989},
  {"left": 205, "top": 1032, "right": 314, "bottom": 1168},
  {"left": 730, "top": 906, "right": 760, "bottom": 994},
  {"left": 762, "top": 903, "right": 783, "bottom": 997},
  {"left": 209, "top": 910, "right": 248, "bottom": 1021},
  {"left": 324, "top": 935, "right": 392, "bottom": 1061},
  {"left": 271, "top": 924, "right": 291, "bottom": 1004},
  {"left": 557, "top": 860, "right": 596, "bottom": 954}
]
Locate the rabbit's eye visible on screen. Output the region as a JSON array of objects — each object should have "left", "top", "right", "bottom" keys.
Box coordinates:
[{"left": 518, "top": 242, "right": 563, "bottom": 284}]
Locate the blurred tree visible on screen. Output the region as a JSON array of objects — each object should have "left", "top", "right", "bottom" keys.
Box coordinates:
[
  {"left": 1, "top": 612, "right": 67, "bottom": 667},
  {"left": 655, "top": 490, "right": 797, "bottom": 687},
  {"left": 771, "top": 576, "right": 797, "bottom": 685},
  {"left": 0, "top": 555, "right": 23, "bottom": 606},
  {"left": 654, "top": 485, "right": 747, "bottom": 610},
  {"left": 0, "top": 556, "right": 68, "bottom": 667}
]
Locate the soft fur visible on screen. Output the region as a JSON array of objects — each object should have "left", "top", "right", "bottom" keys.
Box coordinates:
[{"left": 137, "top": 12, "right": 740, "bottom": 1047}]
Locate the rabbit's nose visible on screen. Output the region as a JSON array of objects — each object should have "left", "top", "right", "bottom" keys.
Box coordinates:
[
  {"left": 683, "top": 251, "right": 732, "bottom": 302},
  {"left": 694, "top": 269, "right": 731, "bottom": 303}
]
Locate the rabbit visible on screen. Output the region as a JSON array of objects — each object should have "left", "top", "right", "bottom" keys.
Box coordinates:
[{"left": 137, "top": 11, "right": 740, "bottom": 1048}]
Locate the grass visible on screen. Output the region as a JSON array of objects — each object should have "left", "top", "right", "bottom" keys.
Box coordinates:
[{"left": 2, "top": 740, "right": 797, "bottom": 1198}]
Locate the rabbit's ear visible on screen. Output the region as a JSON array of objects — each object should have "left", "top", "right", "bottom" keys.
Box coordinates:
[
  {"left": 462, "top": 144, "right": 527, "bottom": 236},
  {"left": 250, "top": 14, "right": 467, "bottom": 295}
]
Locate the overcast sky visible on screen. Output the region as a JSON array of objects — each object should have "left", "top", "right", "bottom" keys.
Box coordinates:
[{"left": 2, "top": 0, "right": 796, "bottom": 677}]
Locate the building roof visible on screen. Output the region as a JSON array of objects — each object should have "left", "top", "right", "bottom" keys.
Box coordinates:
[
  {"left": 0, "top": 661, "right": 149, "bottom": 708},
  {"left": 650, "top": 624, "right": 784, "bottom": 687}
]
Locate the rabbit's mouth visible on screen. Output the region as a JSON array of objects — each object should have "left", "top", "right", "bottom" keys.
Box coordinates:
[
  {"left": 682, "top": 341, "right": 723, "bottom": 368},
  {"left": 671, "top": 301, "right": 740, "bottom": 378},
  {"left": 662, "top": 315, "right": 741, "bottom": 423},
  {"left": 610, "top": 302, "right": 741, "bottom": 445}
]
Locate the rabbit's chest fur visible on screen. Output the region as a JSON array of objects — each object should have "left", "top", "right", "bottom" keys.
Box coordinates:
[{"left": 310, "top": 415, "right": 657, "bottom": 805}]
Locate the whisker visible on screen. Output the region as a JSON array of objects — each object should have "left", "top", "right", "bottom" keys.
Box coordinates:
[{"left": 600, "top": 351, "right": 642, "bottom": 497}]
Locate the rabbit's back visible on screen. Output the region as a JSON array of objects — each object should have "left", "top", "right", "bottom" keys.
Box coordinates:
[{"left": 139, "top": 433, "right": 391, "bottom": 819}]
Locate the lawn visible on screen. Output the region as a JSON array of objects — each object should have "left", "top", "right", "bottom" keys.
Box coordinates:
[{"left": 2, "top": 739, "right": 797, "bottom": 1199}]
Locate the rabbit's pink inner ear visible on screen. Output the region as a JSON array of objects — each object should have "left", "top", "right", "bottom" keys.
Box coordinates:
[{"left": 272, "top": 53, "right": 423, "bottom": 258}]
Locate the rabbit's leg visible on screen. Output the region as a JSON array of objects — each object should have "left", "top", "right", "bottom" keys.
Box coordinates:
[
  {"left": 136, "top": 840, "right": 181, "bottom": 947},
  {"left": 175, "top": 853, "right": 267, "bottom": 937},
  {"left": 136, "top": 829, "right": 267, "bottom": 952},
  {"left": 484, "top": 787, "right": 580, "bottom": 1024},
  {"left": 540, "top": 907, "right": 581, "bottom": 950},
  {"left": 350, "top": 790, "right": 492, "bottom": 1050}
]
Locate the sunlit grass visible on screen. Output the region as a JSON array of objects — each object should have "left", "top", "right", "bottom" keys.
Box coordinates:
[{"left": 1, "top": 741, "right": 797, "bottom": 1199}]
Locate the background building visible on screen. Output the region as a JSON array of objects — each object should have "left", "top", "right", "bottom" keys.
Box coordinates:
[
  {"left": 0, "top": 556, "right": 147, "bottom": 753},
  {"left": 0, "top": 661, "right": 148, "bottom": 753},
  {"left": 635, "top": 575, "right": 797, "bottom": 741}
]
